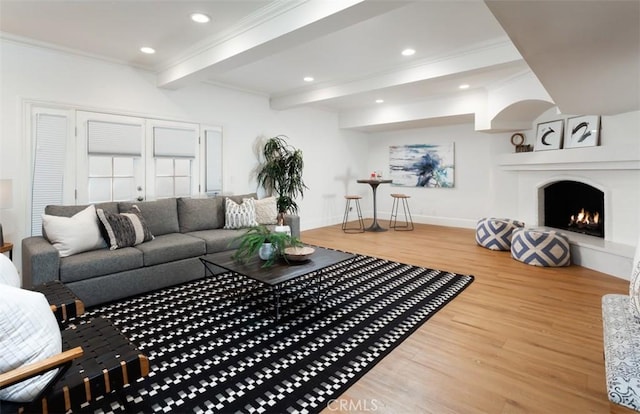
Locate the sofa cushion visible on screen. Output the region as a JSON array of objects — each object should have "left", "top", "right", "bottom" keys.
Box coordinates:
[
  {"left": 119, "top": 198, "right": 179, "bottom": 236},
  {"left": 134, "top": 233, "right": 205, "bottom": 267},
  {"left": 97, "top": 205, "right": 154, "bottom": 250},
  {"left": 177, "top": 197, "right": 225, "bottom": 232},
  {"left": 0, "top": 285, "right": 62, "bottom": 402},
  {"left": 187, "top": 229, "right": 247, "bottom": 253},
  {"left": 59, "top": 247, "right": 144, "bottom": 283},
  {"left": 42, "top": 205, "right": 107, "bottom": 257},
  {"left": 224, "top": 198, "right": 258, "bottom": 229},
  {"left": 253, "top": 196, "right": 278, "bottom": 225}
]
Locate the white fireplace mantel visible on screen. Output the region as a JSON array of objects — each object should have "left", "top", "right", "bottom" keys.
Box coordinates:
[
  {"left": 498, "top": 143, "right": 640, "bottom": 171},
  {"left": 496, "top": 143, "right": 639, "bottom": 279}
]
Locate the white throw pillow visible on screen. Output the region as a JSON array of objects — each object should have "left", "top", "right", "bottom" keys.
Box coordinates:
[
  {"left": 223, "top": 198, "right": 258, "bottom": 229},
  {"left": 628, "top": 233, "right": 640, "bottom": 318},
  {"left": 0, "top": 253, "right": 20, "bottom": 287},
  {"left": 252, "top": 196, "right": 278, "bottom": 225},
  {"left": 42, "top": 205, "right": 106, "bottom": 257},
  {"left": 0, "top": 285, "right": 62, "bottom": 402}
]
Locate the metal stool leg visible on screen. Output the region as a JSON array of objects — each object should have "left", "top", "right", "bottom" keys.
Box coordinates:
[
  {"left": 400, "top": 197, "right": 414, "bottom": 231},
  {"left": 343, "top": 197, "right": 364, "bottom": 233},
  {"left": 342, "top": 199, "right": 351, "bottom": 231},
  {"left": 389, "top": 196, "right": 399, "bottom": 228}
]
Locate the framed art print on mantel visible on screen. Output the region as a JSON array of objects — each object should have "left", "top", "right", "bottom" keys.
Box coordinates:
[
  {"left": 564, "top": 115, "right": 600, "bottom": 148},
  {"left": 534, "top": 119, "right": 564, "bottom": 151}
]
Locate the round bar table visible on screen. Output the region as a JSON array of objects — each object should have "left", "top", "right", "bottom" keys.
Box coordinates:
[{"left": 357, "top": 179, "right": 393, "bottom": 232}]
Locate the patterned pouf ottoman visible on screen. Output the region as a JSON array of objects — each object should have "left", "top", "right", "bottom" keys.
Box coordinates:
[
  {"left": 510, "top": 228, "right": 571, "bottom": 267},
  {"left": 475, "top": 218, "right": 525, "bottom": 251}
]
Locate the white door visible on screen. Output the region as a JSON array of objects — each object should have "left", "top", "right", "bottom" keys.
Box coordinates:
[
  {"left": 146, "top": 119, "right": 200, "bottom": 199},
  {"left": 76, "top": 111, "right": 146, "bottom": 203}
]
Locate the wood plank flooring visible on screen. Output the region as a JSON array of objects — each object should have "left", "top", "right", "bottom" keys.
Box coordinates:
[{"left": 300, "top": 222, "right": 631, "bottom": 414}]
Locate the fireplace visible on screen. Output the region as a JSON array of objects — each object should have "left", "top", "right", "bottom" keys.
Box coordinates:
[{"left": 543, "top": 180, "right": 604, "bottom": 238}]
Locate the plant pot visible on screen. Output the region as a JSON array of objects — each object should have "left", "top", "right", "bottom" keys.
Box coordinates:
[{"left": 258, "top": 243, "right": 274, "bottom": 260}]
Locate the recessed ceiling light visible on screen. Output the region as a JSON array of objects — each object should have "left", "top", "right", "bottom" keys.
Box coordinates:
[
  {"left": 375, "top": 99, "right": 384, "bottom": 104},
  {"left": 191, "top": 13, "right": 211, "bottom": 23},
  {"left": 401, "top": 48, "right": 415, "bottom": 56},
  {"left": 459, "top": 84, "right": 470, "bottom": 89},
  {"left": 140, "top": 46, "right": 155, "bottom": 54},
  {"left": 303, "top": 76, "right": 314, "bottom": 82}
]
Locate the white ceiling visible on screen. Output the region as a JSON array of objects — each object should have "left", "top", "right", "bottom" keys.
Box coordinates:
[{"left": 1, "top": 0, "right": 638, "bottom": 130}]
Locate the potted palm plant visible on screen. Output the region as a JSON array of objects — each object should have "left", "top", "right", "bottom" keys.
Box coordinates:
[
  {"left": 232, "top": 225, "right": 302, "bottom": 267},
  {"left": 256, "top": 135, "right": 308, "bottom": 215}
]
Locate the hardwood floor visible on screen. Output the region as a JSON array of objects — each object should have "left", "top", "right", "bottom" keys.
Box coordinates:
[{"left": 300, "top": 222, "right": 631, "bottom": 414}]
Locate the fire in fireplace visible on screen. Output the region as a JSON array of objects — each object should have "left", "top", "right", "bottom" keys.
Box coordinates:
[
  {"left": 543, "top": 181, "right": 604, "bottom": 238},
  {"left": 568, "top": 208, "right": 600, "bottom": 232}
]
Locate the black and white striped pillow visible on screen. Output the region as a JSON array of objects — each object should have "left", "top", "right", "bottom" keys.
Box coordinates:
[{"left": 97, "top": 205, "right": 154, "bottom": 250}]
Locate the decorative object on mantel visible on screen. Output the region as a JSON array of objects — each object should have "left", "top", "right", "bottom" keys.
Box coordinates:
[
  {"left": 534, "top": 119, "right": 564, "bottom": 151},
  {"left": 389, "top": 143, "right": 455, "bottom": 188},
  {"left": 564, "top": 115, "right": 601, "bottom": 149},
  {"left": 510, "top": 133, "right": 533, "bottom": 153}
]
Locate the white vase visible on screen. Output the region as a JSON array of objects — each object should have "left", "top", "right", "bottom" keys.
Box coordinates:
[{"left": 258, "top": 243, "right": 274, "bottom": 260}]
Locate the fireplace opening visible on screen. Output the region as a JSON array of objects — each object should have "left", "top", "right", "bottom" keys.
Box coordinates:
[{"left": 543, "top": 181, "right": 604, "bottom": 238}]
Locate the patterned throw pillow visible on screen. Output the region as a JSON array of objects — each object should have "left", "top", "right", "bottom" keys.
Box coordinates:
[
  {"left": 97, "top": 205, "right": 154, "bottom": 250},
  {"left": 251, "top": 197, "right": 278, "bottom": 225},
  {"left": 224, "top": 198, "right": 258, "bottom": 229},
  {"left": 628, "top": 234, "right": 640, "bottom": 319}
]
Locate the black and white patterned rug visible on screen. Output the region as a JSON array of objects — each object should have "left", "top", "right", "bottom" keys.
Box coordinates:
[{"left": 81, "top": 254, "right": 474, "bottom": 414}]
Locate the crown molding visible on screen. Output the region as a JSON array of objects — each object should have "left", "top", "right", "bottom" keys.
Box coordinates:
[{"left": 0, "top": 31, "right": 154, "bottom": 72}]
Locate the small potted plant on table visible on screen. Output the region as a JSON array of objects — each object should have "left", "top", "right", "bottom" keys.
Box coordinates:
[{"left": 232, "top": 225, "right": 303, "bottom": 267}]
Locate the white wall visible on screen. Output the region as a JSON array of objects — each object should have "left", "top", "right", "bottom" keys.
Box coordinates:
[
  {"left": 364, "top": 123, "right": 516, "bottom": 227},
  {"left": 0, "top": 39, "right": 369, "bottom": 271},
  {"left": 1, "top": 39, "right": 638, "bottom": 277}
]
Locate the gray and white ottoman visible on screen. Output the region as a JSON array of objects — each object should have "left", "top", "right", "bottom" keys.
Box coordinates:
[
  {"left": 510, "top": 228, "right": 571, "bottom": 267},
  {"left": 475, "top": 218, "right": 525, "bottom": 251}
]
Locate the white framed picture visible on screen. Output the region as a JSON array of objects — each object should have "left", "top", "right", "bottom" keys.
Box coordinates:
[
  {"left": 565, "top": 115, "right": 600, "bottom": 148},
  {"left": 535, "top": 119, "right": 564, "bottom": 151}
]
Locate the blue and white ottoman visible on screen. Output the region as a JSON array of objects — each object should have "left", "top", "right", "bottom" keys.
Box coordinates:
[
  {"left": 510, "top": 228, "right": 571, "bottom": 267},
  {"left": 475, "top": 218, "right": 525, "bottom": 251}
]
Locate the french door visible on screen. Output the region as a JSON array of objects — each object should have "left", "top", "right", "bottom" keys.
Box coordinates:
[{"left": 76, "top": 112, "right": 199, "bottom": 203}]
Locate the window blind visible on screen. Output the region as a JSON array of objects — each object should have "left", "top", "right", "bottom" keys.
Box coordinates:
[
  {"left": 31, "top": 113, "right": 67, "bottom": 235},
  {"left": 205, "top": 128, "right": 223, "bottom": 193},
  {"left": 153, "top": 126, "right": 196, "bottom": 158},
  {"left": 87, "top": 120, "right": 142, "bottom": 156}
]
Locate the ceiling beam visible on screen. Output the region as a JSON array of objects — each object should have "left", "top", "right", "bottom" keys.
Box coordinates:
[
  {"left": 270, "top": 40, "right": 523, "bottom": 110},
  {"left": 157, "top": 0, "right": 407, "bottom": 89}
]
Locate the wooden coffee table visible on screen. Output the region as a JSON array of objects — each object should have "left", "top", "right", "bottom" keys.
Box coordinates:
[{"left": 201, "top": 247, "right": 356, "bottom": 321}]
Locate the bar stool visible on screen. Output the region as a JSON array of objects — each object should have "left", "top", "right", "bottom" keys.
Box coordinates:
[
  {"left": 389, "top": 193, "right": 414, "bottom": 231},
  {"left": 342, "top": 195, "right": 365, "bottom": 233}
]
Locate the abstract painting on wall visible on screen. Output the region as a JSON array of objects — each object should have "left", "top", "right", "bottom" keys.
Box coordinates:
[{"left": 389, "top": 143, "right": 455, "bottom": 188}]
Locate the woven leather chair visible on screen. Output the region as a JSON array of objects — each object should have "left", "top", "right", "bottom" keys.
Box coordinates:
[{"left": 0, "top": 283, "right": 149, "bottom": 414}]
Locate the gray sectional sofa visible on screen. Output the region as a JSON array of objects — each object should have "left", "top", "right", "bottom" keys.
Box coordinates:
[{"left": 22, "top": 194, "right": 300, "bottom": 307}]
